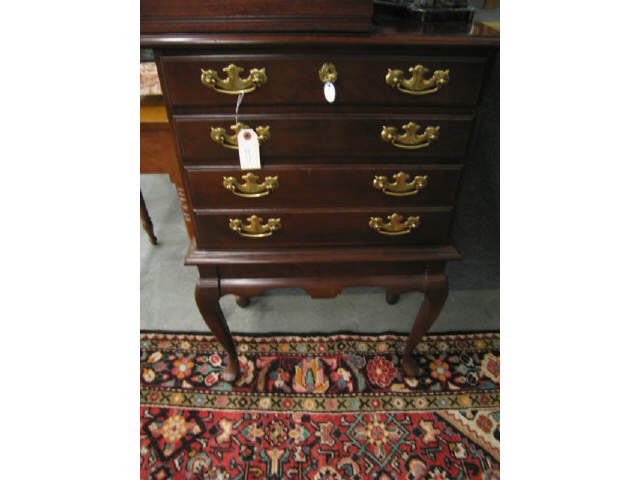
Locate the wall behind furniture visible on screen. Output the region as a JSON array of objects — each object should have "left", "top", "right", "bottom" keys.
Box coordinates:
[{"left": 448, "top": 52, "right": 499, "bottom": 289}]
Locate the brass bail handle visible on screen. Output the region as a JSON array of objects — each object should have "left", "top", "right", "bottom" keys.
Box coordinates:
[
  {"left": 369, "top": 213, "right": 420, "bottom": 236},
  {"left": 200, "top": 63, "right": 268, "bottom": 95},
  {"left": 372, "top": 172, "right": 428, "bottom": 196},
  {"left": 223, "top": 173, "right": 279, "bottom": 198},
  {"left": 385, "top": 65, "right": 450, "bottom": 96},
  {"left": 380, "top": 122, "right": 440, "bottom": 150},
  {"left": 229, "top": 215, "right": 282, "bottom": 238},
  {"left": 210, "top": 122, "right": 271, "bottom": 150}
]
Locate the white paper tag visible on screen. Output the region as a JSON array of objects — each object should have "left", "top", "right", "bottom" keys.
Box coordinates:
[
  {"left": 324, "top": 81, "right": 336, "bottom": 103},
  {"left": 237, "top": 128, "right": 261, "bottom": 170}
]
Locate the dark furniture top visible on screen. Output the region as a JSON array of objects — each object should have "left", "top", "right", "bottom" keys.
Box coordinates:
[{"left": 141, "top": 21, "right": 499, "bottom": 49}]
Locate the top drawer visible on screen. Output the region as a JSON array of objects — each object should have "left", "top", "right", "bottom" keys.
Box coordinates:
[{"left": 161, "top": 54, "right": 486, "bottom": 108}]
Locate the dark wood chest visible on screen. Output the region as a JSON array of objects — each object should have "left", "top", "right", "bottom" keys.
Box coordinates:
[{"left": 144, "top": 21, "right": 499, "bottom": 380}]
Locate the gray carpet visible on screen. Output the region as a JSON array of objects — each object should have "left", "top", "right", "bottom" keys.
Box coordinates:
[{"left": 141, "top": 174, "right": 499, "bottom": 334}]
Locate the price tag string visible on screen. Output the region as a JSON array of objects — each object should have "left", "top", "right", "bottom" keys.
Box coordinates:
[{"left": 235, "top": 92, "right": 244, "bottom": 125}]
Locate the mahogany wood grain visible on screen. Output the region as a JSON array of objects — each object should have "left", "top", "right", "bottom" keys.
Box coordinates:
[
  {"left": 161, "top": 54, "right": 486, "bottom": 108},
  {"left": 142, "top": 17, "right": 373, "bottom": 35},
  {"left": 142, "top": 0, "right": 370, "bottom": 19},
  {"left": 183, "top": 155, "right": 466, "bottom": 168},
  {"left": 170, "top": 103, "right": 477, "bottom": 118},
  {"left": 140, "top": 123, "right": 177, "bottom": 179},
  {"left": 175, "top": 113, "right": 473, "bottom": 162},
  {"left": 185, "top": 243, "right": 461, "bottom": 265},
  {"left": 141, "top": 23, "right": 499, "bottom": 49},
  {"left": 141, "top": 0, "right": 372, "bottom": 33},
  {"left": 217, "top": 262, "right": 428, "bottom": 279},
  {"left": 220, "top": 274, "right": 428, "bottom": 299},
  {"left": 186, "top": 164, "right": 462, "bottom": 209},
  {"left": 193, "top": 206, "right": 452, "bottom": 249}
]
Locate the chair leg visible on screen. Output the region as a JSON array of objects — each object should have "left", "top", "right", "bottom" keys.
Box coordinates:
[{"left": 140, "top": 191, "right": 158, "bottom": 245}]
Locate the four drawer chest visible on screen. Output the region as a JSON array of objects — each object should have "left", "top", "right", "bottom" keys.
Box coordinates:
[{"left": 143, "top": 19, "right": 499, "bottom": 382}]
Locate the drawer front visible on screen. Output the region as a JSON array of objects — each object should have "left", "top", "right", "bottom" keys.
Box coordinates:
[
  {"left": 193, "top": 207, "right": 452, "bottom": 248},
  {"left": 175, "top": 113, "right": 473, "bottom": 163},
  {"left": 187, "top": 165, "right": 462, "bottom": 209},
  {"left": 162, "top": 54, "right": 486, "bottom": 107}
]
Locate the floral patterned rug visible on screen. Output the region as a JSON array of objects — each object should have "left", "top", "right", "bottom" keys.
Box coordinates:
[{"left": 141, "top": 332, "right": 499, "bottom": 479}]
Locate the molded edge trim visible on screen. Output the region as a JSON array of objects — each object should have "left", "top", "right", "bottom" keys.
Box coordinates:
[{"left": 185, "top": 240, "right": 462, "bottom": 265}]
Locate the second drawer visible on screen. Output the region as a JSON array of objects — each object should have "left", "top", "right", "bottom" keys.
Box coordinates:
[
  {"left": 175, "top": 113, "right": 473, "bottom": 163},
  {"left": 187, "top": 165, "right": 462, "bottom": 209}
]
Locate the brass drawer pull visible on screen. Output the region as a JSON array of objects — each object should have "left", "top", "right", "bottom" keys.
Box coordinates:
[
  {"left": 223, "top": 173, "right": 279, "bottom": 198},
  {"left": 210, "top": 122, "right": 271, "bottom": 150},
  {"left": 229, "top": 215, "right": 281, "bottom": 238},
  {"left": 373, "top": 172, "right": 428, "bottom": 197},
  {"left": 381, "top": 122, "right": 440, "bottom": 150},
  {"left": 201, "top": 64, "right": 268, "bottom": 95},
  {"left": 385, "top": 65, "right": 449, "bottom": 95},
  {"left": 369, "top": 213, "right": 420, "bottom": 236}
]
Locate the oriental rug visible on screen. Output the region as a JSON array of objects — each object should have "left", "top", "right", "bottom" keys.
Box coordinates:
[{"left": 141, "top": 332, "right": 500, "bottom": 480}]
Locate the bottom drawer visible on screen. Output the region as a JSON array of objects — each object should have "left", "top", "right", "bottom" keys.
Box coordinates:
[{"left": 194, "top": 207, "right": 452, "bottom": 248}]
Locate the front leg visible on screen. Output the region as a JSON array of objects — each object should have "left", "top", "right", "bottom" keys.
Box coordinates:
[
  {"left": 195, "top": 279, "right": 239, "bottom": 383},
  {"left": 402, "top": 273, "right": 449, "bottom": 377}
]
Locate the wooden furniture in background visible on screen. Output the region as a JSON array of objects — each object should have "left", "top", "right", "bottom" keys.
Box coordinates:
[
  {"left": 141, "top": 0, "right": 373, "bottom": 33},
  {"left": 143, "top": 15, "right": 499, "bottom": 381},
  {"left": 140, "top": 94, "right": 194, "bottom": 240},
  {"left": 140, "top": 190, "right": 158, "bottom": 245}
]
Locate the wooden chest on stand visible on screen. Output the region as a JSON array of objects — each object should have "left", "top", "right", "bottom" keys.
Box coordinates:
[{"left": 142, "top": 14, "right": 499, "bottom": 381}]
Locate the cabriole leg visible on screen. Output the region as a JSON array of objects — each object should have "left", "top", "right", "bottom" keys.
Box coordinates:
[
  {"left": 195, "top": 279, "right": 239, "bottom": 382},
  {"left": 402, "top": 273, "right": 449, "bottom": 377}
]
